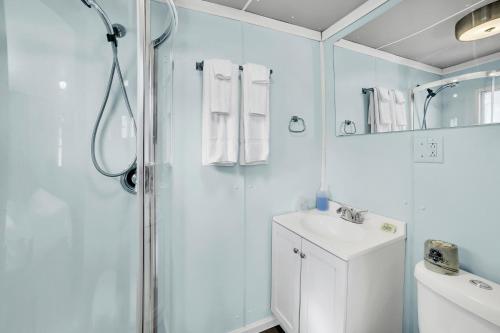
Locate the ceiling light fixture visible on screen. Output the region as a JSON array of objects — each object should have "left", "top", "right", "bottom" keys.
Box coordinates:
[{"left": 456, "top": 0, "right": 500, "bottom": 41}]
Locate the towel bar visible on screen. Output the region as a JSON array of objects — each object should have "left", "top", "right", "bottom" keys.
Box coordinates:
[{"left": 196, "top": 61, "right": 273, "bottom": 75}]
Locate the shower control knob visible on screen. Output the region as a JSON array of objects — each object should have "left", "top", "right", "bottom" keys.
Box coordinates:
[{"left": 293, "top": 248, "right": 299, "bottom": 254}]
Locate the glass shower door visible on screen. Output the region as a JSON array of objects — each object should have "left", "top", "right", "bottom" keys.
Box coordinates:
[{"left": 0, "top": 1, "right": 139, "bottom": 332}]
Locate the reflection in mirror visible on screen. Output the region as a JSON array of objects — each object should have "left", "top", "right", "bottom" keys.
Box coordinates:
[{"left": 334, "top": 0, "right": 500, "bottom": 136}]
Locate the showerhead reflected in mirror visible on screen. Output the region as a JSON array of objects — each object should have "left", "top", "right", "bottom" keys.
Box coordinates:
[
  {"left": 151, "top": 0, "right": 178, "bottom": 48},
  {"left": 333, "top": 0, "right": 500, "bottom": 136}
]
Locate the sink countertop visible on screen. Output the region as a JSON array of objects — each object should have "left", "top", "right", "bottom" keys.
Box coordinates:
[{"left": 273, "top": 201, "right": 406, "bottom": 261}]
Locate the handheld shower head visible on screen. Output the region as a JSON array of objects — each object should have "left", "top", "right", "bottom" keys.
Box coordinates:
[
  {"left": 80, "top": 0, "right": 114, "bottom": 35},
  {"left": 422, "top": 82, "right": 459, "bottom": 129}
]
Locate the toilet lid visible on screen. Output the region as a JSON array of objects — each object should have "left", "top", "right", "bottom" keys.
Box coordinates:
[{"left": 415, "top": 261, "right": 500, "bottom": 327}]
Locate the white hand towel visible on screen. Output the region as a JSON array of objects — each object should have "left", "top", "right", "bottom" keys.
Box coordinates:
[
  {"left": 240, "top": 63, "right": 271, "bottom": 165},
  {"left": 392, "top": 89, "right": 408, "bottom": 131},
  {"left": 202, "top": 62, "right": 239, "bottom": 166},
  {"left": 207, "top": 59, "right": 232, "bottom": 114},
  {"left": 394, "top": 89, "right": 406, "bottom": 104},
  {"left": 246, "top": 63, "right": 270, "bottom": 116},
  {"left": 376, "top": 87, "right": 393, "bottom": 124},
  {"left": 374, "top": 87, "right": 393, "bottom": 132}
]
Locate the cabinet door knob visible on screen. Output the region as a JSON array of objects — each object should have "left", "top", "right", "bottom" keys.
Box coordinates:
[
  {"left": 293, "top": 248, "right": 299, "bottom": 254},
  {"left": 300, "top": 252, "right": 306, "bottom": 259}
]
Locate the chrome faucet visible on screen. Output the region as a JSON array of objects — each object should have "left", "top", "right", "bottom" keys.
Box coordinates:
[{"left": 336, "top": 206, "right": 366, "bottom": 224}]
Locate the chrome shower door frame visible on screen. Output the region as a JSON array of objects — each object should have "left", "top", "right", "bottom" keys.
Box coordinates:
[{"left": 137, "top": 0, "right": 156, "bottom": 332}]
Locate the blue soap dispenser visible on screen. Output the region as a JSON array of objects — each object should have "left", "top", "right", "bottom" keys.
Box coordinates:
[{"left": 316, "top": 187, "right": 330, "bottom": 211}]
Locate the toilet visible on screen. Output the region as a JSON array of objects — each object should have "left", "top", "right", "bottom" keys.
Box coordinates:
[{"left": 415, "top": 261, "right": 500, "bottom": 333}]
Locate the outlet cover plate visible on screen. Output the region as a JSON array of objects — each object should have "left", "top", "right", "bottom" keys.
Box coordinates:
[{"left": 414, "top": 136, "right": 444, "bottom": 163}]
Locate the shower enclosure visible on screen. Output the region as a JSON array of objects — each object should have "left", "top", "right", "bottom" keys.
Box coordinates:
[{"left": 0, "top": 0, "right": 176, "bottom": 332}]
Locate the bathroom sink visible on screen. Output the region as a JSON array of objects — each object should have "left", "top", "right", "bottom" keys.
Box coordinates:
[
  {"left": 273, "top": 202, "right": 406, "bottom": 260},
  {"left": 300, "top": 214, "right": 367, "bottom": 242}
]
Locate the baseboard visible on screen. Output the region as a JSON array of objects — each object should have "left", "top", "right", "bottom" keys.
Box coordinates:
[{"left": 228, "top": 316, "right": 279, "bottom": 333}]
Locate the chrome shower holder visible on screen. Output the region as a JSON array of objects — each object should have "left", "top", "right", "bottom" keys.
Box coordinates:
[
  {"left": 120, "top": 165, "right": 137, "bottom": 194},
  {"left": 112, "top": 23, "right": 126, "bottom": 38}
]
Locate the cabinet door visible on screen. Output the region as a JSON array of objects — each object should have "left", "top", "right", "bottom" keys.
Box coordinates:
[
  {"left": 299, "top": 239, "right": 347, "bottom": 333},
  {"left": 271, "top": 223, "right": 302, "bottom": 333}
]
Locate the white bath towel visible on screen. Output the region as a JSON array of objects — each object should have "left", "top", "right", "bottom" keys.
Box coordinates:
[
  {"left": 240, "top": 63, "right": 271, "bottom": 165},
  {"left": 202, "top": 61, "right": 239, "bottom": 166},
  {"left": 376, "top": 87, "right": 393, "bottom": 131},
  {"left": 392, "top": 89, "right": 408, "bottom": 131},
  {"left": 208, "top": 59, "right": 232, "bottom": 114},
  {"left": 367, "top": 87, "right": 392, "bottom": 133},
  {"left": 248, "top": 64, "right": 271, "bottom": 116}
]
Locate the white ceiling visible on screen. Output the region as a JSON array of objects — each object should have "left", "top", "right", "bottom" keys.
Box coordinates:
[
  {"left": 204, "top": 0, "right": 368, "bottom": 32},
  {"left": 345, "top": 0, "right": 500, "bottom": 69}
]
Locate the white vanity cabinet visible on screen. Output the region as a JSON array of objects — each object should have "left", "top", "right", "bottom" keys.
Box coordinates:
[
  {"left": 272, "top": 223, "right": 347, "bottom": 333},
  {"left": 271, "top": 223, "right": 303, "bottom": 333},
  {"left": 299, "top": 237, "right": 348, "bottom": 333},
  {"left": 271, "top": 207, "right": 406, "bottom": 333}
]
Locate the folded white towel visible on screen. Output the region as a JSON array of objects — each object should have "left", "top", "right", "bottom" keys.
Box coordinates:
[
  {"left": 240, "top": 63, "right": 271, "bottom": 165},
  {"left": 202, "top": 62, "right": 239, "bottom": 166},
  {"left": 378, "top": 87, "right": 392, "bottom": 102},
  {"left": 207, "top": 59, "right": 232, "bottom": 115},
  {"left": 212, "top": 60, "right": 231, "bottom": 79},
  {"left": 392, "top": 89, "right": 408, "bottom": 130},
  {"left": 394, "top": 89, "right": 406, "bottom": 104},
  {"left": 367, "top": 88, "right": 408, "bottom": 133},
  {"left": 376, "top": 87, "right": 393, "bottom": 126},
  {"left": 246, "top": 63, "right": 270, "bottom": 117},
  {"left": 369, "top": 87, "right": 392, "bottom": 133}
]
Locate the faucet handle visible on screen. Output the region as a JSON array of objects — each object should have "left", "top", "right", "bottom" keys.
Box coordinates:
[
  {"left": 337, "top": 206, "right": 354, "bottom": 220},
  {"left": 336, "top": 205, "right": 366, "bottom": 223},
  {"left": 353, "top": 210, "right": 367, "bottom": 223}
]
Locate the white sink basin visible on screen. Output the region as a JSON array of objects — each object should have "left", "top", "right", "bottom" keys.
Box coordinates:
[
  {"left": 300, "top": 214, "right": 367, "bottom": 242},
  {"left": 273, "top": 202, "right": 406, "bottom": 260}
]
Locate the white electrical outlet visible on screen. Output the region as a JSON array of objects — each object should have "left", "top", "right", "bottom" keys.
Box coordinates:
[{"left": 414, "top": 136, "right": 443, "bottom": 163}]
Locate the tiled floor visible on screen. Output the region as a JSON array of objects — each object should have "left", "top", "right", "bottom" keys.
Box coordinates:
[{"left": 262, "top": 326, "right": 285, "bottom": 333}]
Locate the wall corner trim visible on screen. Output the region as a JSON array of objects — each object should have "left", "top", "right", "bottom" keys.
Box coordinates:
[
  {"left": 321, "top": 0, "right": 389, "bottom": 41},
  {"left": 334, "top": 39, "right": 443, "bottom": 75},
  {"left": 443, "top": 51, "right": 500, "bottom": 75},
  {"left": 174, "top": 0, "right": 321, "bottom": 41},
  {"left": 320, "top": 41, "right": 327, "bottom": 190}
]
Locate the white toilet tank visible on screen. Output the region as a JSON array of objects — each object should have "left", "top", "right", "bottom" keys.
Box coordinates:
[{"left": 415, "top": 261, "right": 500, "bottom": 333}]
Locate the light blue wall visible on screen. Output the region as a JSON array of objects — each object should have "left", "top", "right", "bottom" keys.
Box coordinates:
[
  {"left": 326, "top": 1, "right": 500, "bottom": 333},
  {"left": 166, "top": 4, "right": 500, "bottom": 333},
  {"left": 169, "top": 8, "right": 321, "bottom": 333}
]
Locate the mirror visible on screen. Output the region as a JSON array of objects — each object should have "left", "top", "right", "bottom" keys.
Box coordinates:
[{"left": 334, "top": 0, "right": 500, "bottom": 136}]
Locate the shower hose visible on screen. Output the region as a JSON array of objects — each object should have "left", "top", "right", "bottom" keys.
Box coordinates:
[{"left": 91, "top": 39, "right": 137, "bottom": 178}]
